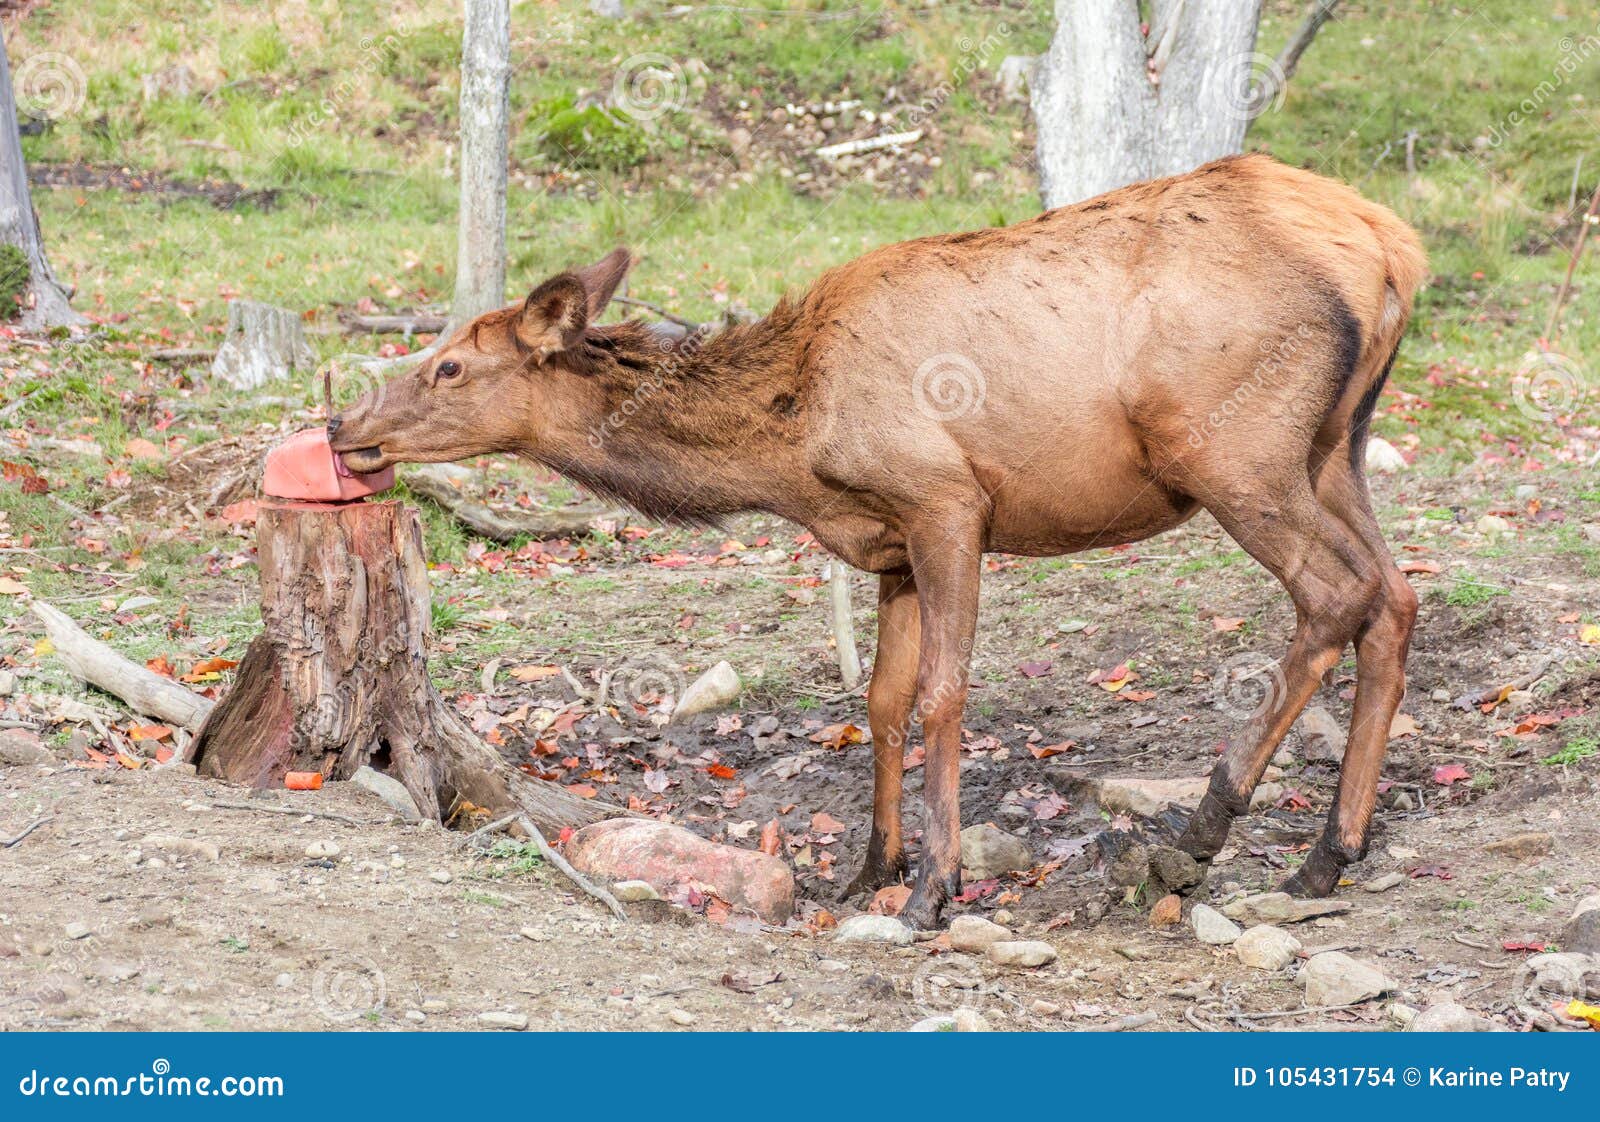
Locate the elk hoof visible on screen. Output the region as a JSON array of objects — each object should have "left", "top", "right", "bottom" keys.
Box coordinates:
[
  {"left": 896, "top": 889, "right": 945, "bottom": 932},
  {"left": 1280, "top": 859, "right": 1340, "bottom": 898},
  {"left": 838, "top": 851, "right": 909, "bottom": 902}
]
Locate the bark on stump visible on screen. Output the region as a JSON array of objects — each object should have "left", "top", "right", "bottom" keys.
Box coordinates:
[{"left": 188, "top": 499, "right": 617, "bottom": 832}]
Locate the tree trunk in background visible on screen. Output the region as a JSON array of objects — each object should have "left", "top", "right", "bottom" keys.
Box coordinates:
[
  {"left": 1032, "top": 0, "right": 1263, "bottom": 209},
  {"left": 451, "top": 0, "right": 510, "bottom": 326},
  {"left": 189, "top": 500, "right": 623, "bottom": 833},
  {"left": 0, "top": 30, "right": 85, "bottom": 331}
]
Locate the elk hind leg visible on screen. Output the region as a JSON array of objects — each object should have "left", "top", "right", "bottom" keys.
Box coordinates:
[{"left": 1176, "top": 487, "right": 1381, "bottom": 865}]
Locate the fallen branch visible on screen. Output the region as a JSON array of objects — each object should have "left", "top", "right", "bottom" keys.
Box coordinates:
[
  {"left": 404, "top": 464, "right": 626, "bottom": 543},
  {"left": 209, "top": 801, "right": 379, "bottom": 827},
  {"left": 29, "top": 601, "right": 215, "bottom": 730},
  {"left": 146, "top": 348, "right": 217, "bottom": 365},
  {"left": 1082, "top": 1010, "right": 1159, "bottom": 1032},
  {"left": 1, "top": 816, "right": 51, "bottom": 848},
  {"left": 816, "top": 129, "right": 922, "bottom": 160},
  {"left": 338, "top": 311, "right": 449, "bottom": 336},
  {"left": 1250, "top": 0, "right": 1342, "bottom": 115},
  {"left": 611, "top": 295, "right": 702, "bottom": 331}
]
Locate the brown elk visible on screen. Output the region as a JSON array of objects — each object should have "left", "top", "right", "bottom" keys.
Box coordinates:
[{"left": 331, "top": 154, "right": 1427, "bottom": 929}]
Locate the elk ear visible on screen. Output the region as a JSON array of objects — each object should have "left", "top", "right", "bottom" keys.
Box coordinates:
[
  {"left": 573, "top": 247, "right": 635, "bottom": 320},
  {"left": 516, "top": 274, "right": 588, "bottom": 358}
]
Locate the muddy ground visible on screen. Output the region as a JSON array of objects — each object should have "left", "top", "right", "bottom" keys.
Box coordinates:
[{"left": 2, "top": 458, "right": 1598, "bottom": 1031}]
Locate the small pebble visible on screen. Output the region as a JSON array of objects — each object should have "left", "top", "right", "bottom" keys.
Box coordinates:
[
  {"left": 478, "top": 1011, "right": 528, "bottom": 1031},
  {"left": 304, "top": 841, "right": 340, "bottom": 859},
  {"left": 668, "top": 1009, "right": 695, "bottom": 1026},
  {"left": 404, "top": 1009, "right": 426, "bottom": 1023},
  {"left": 430, "top": 869, "right": 453, "bottom": 884},
  {"left": 64, "top": 922, "right": 92, "bottom": 940}
]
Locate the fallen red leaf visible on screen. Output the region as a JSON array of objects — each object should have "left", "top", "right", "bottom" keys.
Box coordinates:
[
  {"left": 758, "top": 818, "right": 782, "bottom": 856},
  {"left": 1432, "top": 764, "right": 1472, "bottom": 786}
]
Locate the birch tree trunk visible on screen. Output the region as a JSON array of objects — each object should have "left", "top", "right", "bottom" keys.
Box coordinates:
[
  {"left": 451, "top": 0, "right": 510, "bottom": 325},
  {"left": 0, "top": 30, "right": 85, "bottom": 330},
  {"left": 1032, "top": 0, "right": 1264, "bottom": 209}
]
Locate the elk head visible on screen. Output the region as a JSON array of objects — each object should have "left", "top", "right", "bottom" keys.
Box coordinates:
[{"left": 329, "top": 248, "right": 636, "bottom": 474}]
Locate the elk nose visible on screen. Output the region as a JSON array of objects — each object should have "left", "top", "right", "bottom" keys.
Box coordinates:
[{"left": 327, "top": 415, "right": 343, "bottom": 437}]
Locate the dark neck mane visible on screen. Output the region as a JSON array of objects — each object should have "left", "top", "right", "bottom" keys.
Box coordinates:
[{"left": 535, "top": 298, "right": 816, "bottom": 525}]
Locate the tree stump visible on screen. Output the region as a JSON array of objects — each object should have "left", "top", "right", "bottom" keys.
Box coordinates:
[
  {"left": 188, "top": 499, "right": 619, "bottom": 832},
  {"left": 210, "top": 299, "right": 316, "bottom": 390}
]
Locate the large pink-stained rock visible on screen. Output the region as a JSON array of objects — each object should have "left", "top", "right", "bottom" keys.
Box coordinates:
[
  {"left": 566, "top": 818, "right": 795, "bottom": 924},
  {"left": 263, "top": 428, "right": 393, "bottom": 502}
]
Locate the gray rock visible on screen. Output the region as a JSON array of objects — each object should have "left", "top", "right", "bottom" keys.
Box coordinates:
[
  {"left": 1362, "top": 871, "right": 1405, "bottom": 893},
  {"left": 1561, "top": 909, "right": 1600, "bottom": 956},
  {"left": 1521, "top": 953, "right": 1600, "bottom": 1000},
  {"left": 140, "top": 834, "right": 220, "bottom": 862},
  {"left": 1483, "top": 831, "right": 1554, "bottom": 859},
  {"left": 0, "top": 729, "right": 52, "bottom": 766},
  {"left": 1190, "top": 903, "right": 1242, "bottom": 945},
  {"left": 996, "top": 55, "right": 1036, "bottom": 101},
  {"left": 350, "top": 766, "right": 422, "bottom": 822},
  {"left": 1572, "top": 893, "right": 1600, "bottom": 920},
  {"left": 948, "top": 914, "right": 1011, "bottom": 954},
  {"left": 1392, "top": 790, "right": 1417, "bottom": 811},
  {"left": 477, "top": 1011, "right": 529, "bottom": 1030},
  {"left": 429, "top": 869, "right": 453, "bottom": 885},
  {"left": 1406, "top": 1001, "right": 1492, "bottom": 1032},
  {"left": 1297, "top": 706, "right": 1346, "bottom": 763},
  {"left": 960, "top": 823, "right": 1032, "bottom": 880},
  {"left": 64, "top": 921, "right": 92, "bottom": 940},
  {"left": 118, "top": 595, "right": 160, "bottom": 613},
  {"left": 1222, "top": 891, "right": 1350, "bottom": 925},
  {"left": 1148, "top": 845, "right": 1202, "bottom": 892},
  {"left": 668, "top": 1009, "right": 695, "bottom": 1026},
  {"left": 1097, "top": 775, "right": 1207, "bottom": 817},
  {"left": 910, "top": 1007, "right": 991, "bottom": 1031},
  {"left": 0, "top": 669, "right": 13, "bottom": 696},
  {"left": 1105, "top": 842, "right": 1150, "bottom": 888},
  {"left": 1365, "top": 436, "right": 1406, "bottom": 474},
  {"left": 834, "top": 915, "right": 913, "bottom": 946},
  {"left": 672, "top": 661, "right": 740, "bottom": 721},
  {"left": 987, "top": 940, "right": 1057, "bottom": 968},
  {"left": 1300, "top": 951, "right": 1394, "bottom": 1006},
  {"left": 304, "top": 841, "right": 340, "bottom": 859},
  {"left": 1234, "top": 924, "right": 1301, "bottom": 971},
  {"left": 611, "top": 880, "right": 661, "bottom": 902}
]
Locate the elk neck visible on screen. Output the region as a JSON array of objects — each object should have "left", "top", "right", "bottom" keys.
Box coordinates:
[{"left": 529, "top": 299, "right": 828, "bottom": 527}]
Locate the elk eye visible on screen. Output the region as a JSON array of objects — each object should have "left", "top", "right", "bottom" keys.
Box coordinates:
[{"left": 436, "top": 360, "right": 462, "bottom": 380}]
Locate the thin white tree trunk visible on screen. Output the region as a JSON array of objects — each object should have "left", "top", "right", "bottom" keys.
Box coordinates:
[
  {"left": 1032, "top": 0, "right": 1263, "bottom": 209},
  {"left": 0, "top": 30, "right": 85, "bottom": 330},
  {"left": 827, "top": 562, "right": 862, "bottom": 690},
  {"left": 451, "top": 0, "right": 510, "bottom": 326}
]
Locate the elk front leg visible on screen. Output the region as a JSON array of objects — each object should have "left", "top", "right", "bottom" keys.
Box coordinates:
[
  {"left": 897, "top": 533, "right": 981, "bottom": 931},
  {"left": 842, "top": 569, "right": 919, "bottom": 900}
]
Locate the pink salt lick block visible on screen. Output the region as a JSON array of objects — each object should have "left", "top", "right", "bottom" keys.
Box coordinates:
[{"left": 263, "top": 429, "right": 393, "bottom": 502}]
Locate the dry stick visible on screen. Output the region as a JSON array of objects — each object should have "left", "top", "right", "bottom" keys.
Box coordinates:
[
  {"left": 1542, "top": 181, "right": 1600, "bottom": 345},
  {"left": 210, "top": 801, "right": 377, "bottom": 827},
  {"left": 1085, "top": 1010, "right": 1160, "bottom": 1032},
  {"left": 612, "top": 295, "right": 702, "bottom": 331},
  {"left": 463, "top": 813, "right": 628, "bottom": 920},
  {"left": 515, "top": 815, "right": 628, "bottom": 921},
  {"left": 1, "top": 816, "right": 51, "bottom": 848},
  {"left": 827, "top": 561, "right": 862, "bottom": 689}
]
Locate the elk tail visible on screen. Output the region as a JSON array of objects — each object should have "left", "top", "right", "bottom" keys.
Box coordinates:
[{"left": 1345, "top": 206, "right": 1428, "bottom": 476}]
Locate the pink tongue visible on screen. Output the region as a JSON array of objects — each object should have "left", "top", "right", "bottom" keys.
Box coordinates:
[{"left": 333, "top": 453, "right": 354, "bottom": 479}]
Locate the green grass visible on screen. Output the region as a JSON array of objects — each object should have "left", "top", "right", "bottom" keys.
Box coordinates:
[{"left": 1542, "top": 736, "right": 1598, "bottom": 767}]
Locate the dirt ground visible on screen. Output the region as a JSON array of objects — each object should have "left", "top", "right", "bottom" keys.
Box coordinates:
[{"left": 3, "top": 460, "right": 1598, "bottom": 1032}]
